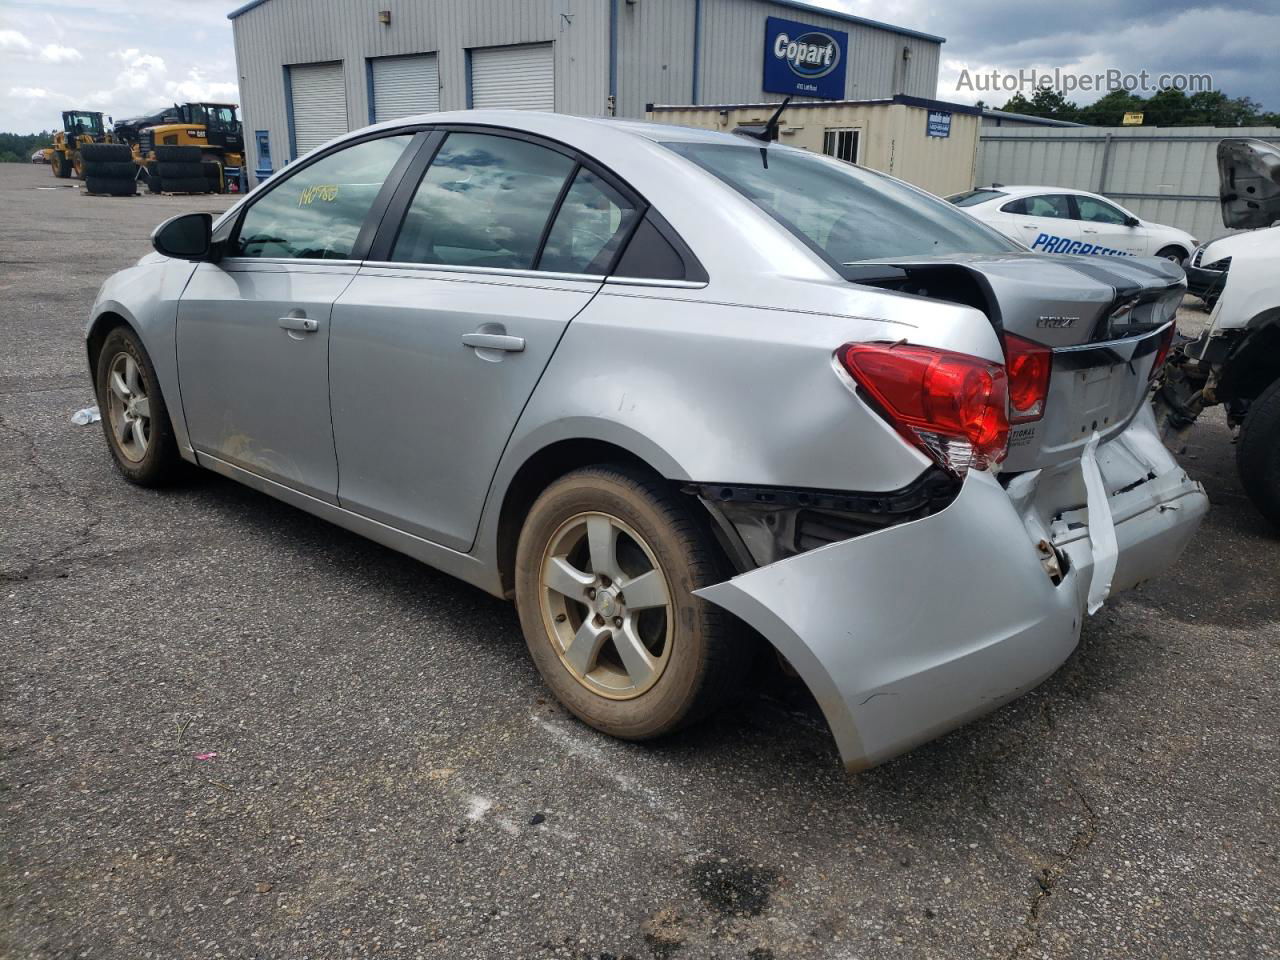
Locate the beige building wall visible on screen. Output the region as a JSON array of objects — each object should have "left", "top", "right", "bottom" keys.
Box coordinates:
[{"left": 647, "top": 101, "right": 979, "bottom": 197}]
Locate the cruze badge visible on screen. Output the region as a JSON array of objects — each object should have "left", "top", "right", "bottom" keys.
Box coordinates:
[
  {"left": 773, "top": 30, "right": 841, "bottom": 79},
  {"left": 1037, "top": 315, "right": 1079, "bottom": 328}
]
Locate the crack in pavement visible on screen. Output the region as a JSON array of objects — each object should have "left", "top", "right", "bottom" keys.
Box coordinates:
[
  {"left": 1006, "top": 776, "right": 1101, "bottom": 959},
  {"left": 0, "top": 407, "right": 104, "bottom": 579}
]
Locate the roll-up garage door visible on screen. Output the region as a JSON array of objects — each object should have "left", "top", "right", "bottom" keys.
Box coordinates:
[
  {"left": 289, "top": 61, "right": 347, "bottom": 157},
  {"left": 470, "top": 43, "right": 554, "bottom": 111},
  {"left": 372, "top": 54, "right": 440, "bottom": 122}
]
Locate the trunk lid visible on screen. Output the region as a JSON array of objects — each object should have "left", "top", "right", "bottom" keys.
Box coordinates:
[
  {"left": 847, "top": 252, "right": 1183, "bottom": 471},
  {"left": 1218, "top": 138, "right": 1280, "bottom": 230}
]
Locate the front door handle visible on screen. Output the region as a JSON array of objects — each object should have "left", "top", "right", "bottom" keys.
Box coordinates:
[
  {"left": 462, "top": 332, "right": 525, "bottom": 353},
  {"left": 278, "top": 315, "right": 318, "bottom": 333}
]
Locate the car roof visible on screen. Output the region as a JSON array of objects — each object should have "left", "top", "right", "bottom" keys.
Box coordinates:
[{"left": 974, "top": 185, "right": 1110, "bottom": 201}]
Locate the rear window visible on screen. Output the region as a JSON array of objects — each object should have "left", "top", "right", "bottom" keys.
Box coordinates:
[
  {"left": 948, "top": 189, "right": 1006, "bottom": 207},
  {"left": 663, "top": 142, "right": 1020, "bottom": 266}
]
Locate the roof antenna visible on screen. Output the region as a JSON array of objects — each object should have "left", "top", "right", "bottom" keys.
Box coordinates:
[{"left": 734, "top": 96, "right": 792, "bottom": 143}]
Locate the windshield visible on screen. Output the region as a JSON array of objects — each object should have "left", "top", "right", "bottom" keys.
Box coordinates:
[
  {"left": 948, "top": 188, "right": 1006, "bottom": 207},
  {"left": 65, "top": 112, "right": 102, "bottom": 136},
  {"left": 663, "top": 142, "right": 1021, "bottom": 265},
  {"left": 206, "top": 106, "right": 236, "bottom": 131}
]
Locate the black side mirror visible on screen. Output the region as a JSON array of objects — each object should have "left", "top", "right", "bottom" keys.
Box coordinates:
[
  {"left": 1124, "top": 215, "right": 1141, "bottom": 227},
  {"left": 152, "top": 212, "right": 213, "bottom": 261}
]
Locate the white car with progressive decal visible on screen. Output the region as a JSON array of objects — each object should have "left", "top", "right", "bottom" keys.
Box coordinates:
[{"left": 950, "top": 185, "right": 1197, "bottom": 263}]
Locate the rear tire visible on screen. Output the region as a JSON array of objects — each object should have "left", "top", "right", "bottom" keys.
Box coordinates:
[
  {"left": 94, "top": 327, "right": 182, "bottom": 486},
  {"left": 1236, "top": 376, "right": 1280, "bottom": 527},
  {"left": 81, "top": 160, "right": 137, "bottom": 179},
  {"left": 157, "top": 161, "right": 204, "bottom": 179},
  {"left": 79, "top": 142, "right": 132, "bottom": 162},
  {"left": 514, "top": 464, "right": 749, "bottom": 741},
  {"left": 84, "top": 176, "right": 137, "bottom": 196},
  {"left": 158, "top": 176, "right": 209, "bottom": 194},
  {"left": 153, "top": 145, "right": 202, "bottom": 163}
]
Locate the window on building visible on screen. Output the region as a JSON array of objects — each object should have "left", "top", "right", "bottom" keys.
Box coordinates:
[
  {"left": 538, "top": 168, "right": 638, "bottom": 275},
  {"left": 822, "top": 128, "right": 861, "bottom": 165},
  {"left": 232, "top": 134, "right": 412, "bottom": 259},
  {"left": 391, "top": 132, "right": 575, "bottom": 269}
]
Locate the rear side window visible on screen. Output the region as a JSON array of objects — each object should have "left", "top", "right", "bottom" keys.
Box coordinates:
[
  {"left": 538, "top": 168, "right": 638, "bottom": 275},
  {"left": 1002, "top": 195, "right": 1072, "bottom": 218},
  {"left": 391, "top": 132, "right": 574, "bottom": 269},
  {"left": 233, "top": 134, "right": 412, "bottom": 259}
]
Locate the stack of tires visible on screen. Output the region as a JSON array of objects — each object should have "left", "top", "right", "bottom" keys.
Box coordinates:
[
  {"left": 201, "top": 160, "right": 224, "bottom": 195},
  {"left": 154, "top": 146, "right": 209, "bottom": 194},
  {"left": 80, "top": 143, "right": 137, "bottom": 197}
]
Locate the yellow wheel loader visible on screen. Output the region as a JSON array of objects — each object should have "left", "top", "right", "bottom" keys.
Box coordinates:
[
  {"left": 115, "top": 102, "right": 245, "bottom": 193},
  {"left": 49, "top": 110, "right": 115, "bottom": 179}
]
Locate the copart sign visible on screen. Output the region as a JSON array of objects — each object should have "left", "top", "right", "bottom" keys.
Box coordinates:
[{"left": 763, "top": 16, "right": 848, "bottom": 100}]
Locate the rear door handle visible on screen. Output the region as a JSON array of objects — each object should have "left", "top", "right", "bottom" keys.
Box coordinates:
[
  {"left": 462, "top": 332, "right": 525, "bottom": 352},
  {"left": 278, "top": 315, "right": 318, "bottom": 333}
]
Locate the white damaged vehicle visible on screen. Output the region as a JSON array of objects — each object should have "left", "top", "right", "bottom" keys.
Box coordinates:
[
  {"left": 85, "top": 112, "right": 1207, "bottom": 770},
  {"left": 1156, "top": 137, "right": 1280, "bottom": 525}
]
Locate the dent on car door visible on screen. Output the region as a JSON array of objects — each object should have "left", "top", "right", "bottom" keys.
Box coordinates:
[
  {"left": 329, "top": 130, "right": 640, "bottom": 550},
  {"left": 176, "top": 134, "right": 416, "bottom": 501}
]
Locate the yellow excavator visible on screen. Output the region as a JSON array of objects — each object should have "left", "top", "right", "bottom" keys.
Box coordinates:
[{"left": 46, "top": 110, "right": 116, "bottom": 179}]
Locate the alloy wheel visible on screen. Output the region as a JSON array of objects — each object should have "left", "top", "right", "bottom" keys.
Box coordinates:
[
  {"left": 105, "top": 351, "right": 151, "bottom": 463},
  {"left": 538, "top": 511, "right": 674, "bottom": 700}
]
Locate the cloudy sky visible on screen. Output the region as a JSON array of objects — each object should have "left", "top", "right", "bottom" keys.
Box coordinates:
[{"left": 2, "top": 1, "right": 1277, "bottom": 134}]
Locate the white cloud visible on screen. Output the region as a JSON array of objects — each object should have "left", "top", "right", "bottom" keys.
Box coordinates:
[
  {"left": 0, "top": 28, "right": 34, "bottom": 52},
  {"left": 39, "top": 43, "right": 82, "bottom": 63},
  {"left": 9, "top": 86, "right": 53, "bottom": 99}
]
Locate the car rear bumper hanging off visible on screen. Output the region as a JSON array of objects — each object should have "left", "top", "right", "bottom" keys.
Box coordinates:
[{"left": 696, "top": 405, "right": 1207, "bottom": 771}]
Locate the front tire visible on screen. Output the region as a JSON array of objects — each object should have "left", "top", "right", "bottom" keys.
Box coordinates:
[
  {"left": 514, "top": 465, "right": 748, "bottom": 740},
  {"left": 94, "top": 327, "right": 182, "bottom": 486},
  {"left": 1155, "top": 245, "right": 1187, "bottom": 264},
  {"left": 1237, "top": 376, "right": 1280, "bottom": 527}
]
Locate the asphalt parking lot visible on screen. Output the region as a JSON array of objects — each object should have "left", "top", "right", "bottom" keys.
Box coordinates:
[{"left": 1, "top": 160, "right": 1277, "bottom": 960}]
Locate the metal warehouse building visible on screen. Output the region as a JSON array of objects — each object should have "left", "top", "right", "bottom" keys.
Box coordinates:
[{"left": 228, "top": 0, "right": 944, "bottom": 179}]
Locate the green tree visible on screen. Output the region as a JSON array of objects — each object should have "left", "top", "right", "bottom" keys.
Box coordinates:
[{"left": 1076, "top": 89, "right": 1146, "bottom": 125}]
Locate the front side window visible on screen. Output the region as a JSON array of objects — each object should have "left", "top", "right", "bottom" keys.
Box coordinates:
[
  {"left": 664, "top": 141, "right": 1019, "bottom": 265},
  {"left": 1076, "top": 196, "right": 1129, "bottom": 224},
  {"left": 538, "top": 168, "right": 638, "bottom": 275},
  {"left": 233, "top": 134, "right": 412, "bottom": 259},
  {"left": 391, "top": 132, "right": 575, "bottom": 269}
]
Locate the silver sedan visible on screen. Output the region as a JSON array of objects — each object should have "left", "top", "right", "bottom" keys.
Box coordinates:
[{"left": 87, "top": 111, "right": 1207, "bottom": 770}]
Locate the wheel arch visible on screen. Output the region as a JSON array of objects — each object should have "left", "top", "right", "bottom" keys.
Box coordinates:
[
  {"left": 86, "top": 309, "right": 140, "bottom": 377},
  {"left": 1155, "top": 243, "right": 1191, "bottom": 262},
  {"left": 1220, "top": 307, "right": 1280, "bottom": 404},
  {"left": 492, "top": 436, "right": 684, "bottom": 599}
]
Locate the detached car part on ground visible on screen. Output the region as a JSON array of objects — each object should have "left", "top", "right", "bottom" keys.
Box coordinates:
[
  {"left": 1155, "top": 138, "right": 1280, "bottom": 526},
  {"left": 85, "top": 113, "right": 1206, "bottom": 771}
]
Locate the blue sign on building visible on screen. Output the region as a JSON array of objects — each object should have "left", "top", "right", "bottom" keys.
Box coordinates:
[
  {"left": 926, "top": 110, "right": 952, "bottom": 138},
  {"left": 763, "top": 16, "right": 848, "bottom": 100}
]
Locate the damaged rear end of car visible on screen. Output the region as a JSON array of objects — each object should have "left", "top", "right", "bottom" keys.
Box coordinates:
[{"left": 679, "top": 246, "right": 1205, "bottom": 770}]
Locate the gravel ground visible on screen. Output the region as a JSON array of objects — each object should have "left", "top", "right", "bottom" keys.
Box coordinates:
[{"left": 1, "top": 162, "right": 1277, "bottom": 960}]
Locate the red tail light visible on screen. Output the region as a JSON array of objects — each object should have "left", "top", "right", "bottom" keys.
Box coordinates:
[
  {"left": 1004, "top": 334, "right": 1052, "bottom": 424},
  {"left": 838, "top": 343, "right": 1009, "bottom": 477},
  {"left": 1149, "top": 323, "right": 1176, "bottom": 381}
]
